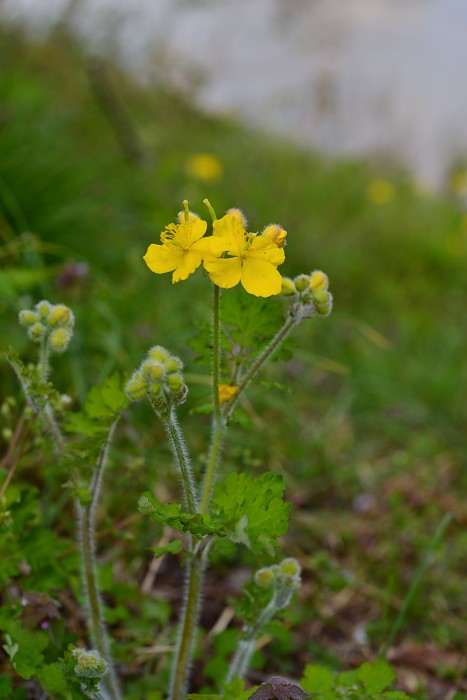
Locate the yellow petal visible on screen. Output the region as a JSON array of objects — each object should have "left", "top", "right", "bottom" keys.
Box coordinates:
[
  {"left": 241, "top": 258, "right": 283, "bottom": 297},
  {"left": 218, "top": 384, "right": 238, "bottom": 404},
  {"left": 175, "top": 219, "right": 208, "bottom": 248},
  {"left": 172, "top": 250, "right": 203, "bottom": 282},
  {"left": 204, "top": 257, "right": 242, "bottom": 289},
  {"left": 249, "top": 236, "right": 286, "bottom": 266},
  {"left": 213, "top": 214, "right": 245, "bottom": 255},
  {"left": 192, "top": 236, "right": 227, "bottom": 259},
  {"left": 144, "top": 244, "right": 181, "bottom": 274}
]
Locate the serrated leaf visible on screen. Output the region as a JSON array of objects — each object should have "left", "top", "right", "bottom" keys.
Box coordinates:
[
  {"left": 357, "top": 659, "right": 395, "bottom": 693},
  {"left": 85, "top": 373, "right": 128, "bottom": 418},
  {"left": 211, "top": 472, "right": 290, "bottom": 555},
  {"left": 150, "top": 540, "right": 183, "bottom": 557}
]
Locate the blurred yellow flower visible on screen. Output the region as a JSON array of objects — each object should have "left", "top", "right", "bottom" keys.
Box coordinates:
[
  {"left": 203, "top": 214, "right": 285, "bottom": 297},
  {"left": 367, "top": 179, "right": 395, "bottom": 205},
  {"left": 218, "top": 384, "right": 238, "bottom": 404},
  {"left": 144, "top": 218, "right": 224, "bottom": 283},
  {"left": 186, "top": 153, "right": 223, "bottom": 183},
  {"left": 450, "top": 169, "right": 467, "bottom": 197}
]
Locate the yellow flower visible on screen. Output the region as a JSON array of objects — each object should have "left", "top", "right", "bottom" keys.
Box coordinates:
[
  {"left": 186, "top": 153, "right": 223, "bottom": 182},
  {"left": 144, "top": 218, "right": 224, "bottom": 283},
  {"left": 367, "top": 179, "right": 395, "bottom": 205},
  {"left": 204, "top": 214, "right": 285, "bottom": 297},
  {"left": 218, "top": 384, "right": 238, "bottom": 404}
]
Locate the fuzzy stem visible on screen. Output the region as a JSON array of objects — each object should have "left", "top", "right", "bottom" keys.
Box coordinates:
[
  {"left": 200, "top": 418, "right": 225, "bottom": 514},
  {"left": 38, "top": 335, "right": 49, "bottom": 379},
  {"left": 223, "top": 315, "right": 299, "bottom": 423},
  {"left": 169, "top": 541, "right": 208, "bottom": 700},
  {"left": 162, "top": 408, "right": 198, "bottom": 514},
  {"left": 79, "top": 420, "right": 122, "bottom": 700},
  {"left": 212, "top": 284, "right": 221, "bottom": 420},
  {"left": 225, "top": 592, "right": 281, "bottom": 682}
]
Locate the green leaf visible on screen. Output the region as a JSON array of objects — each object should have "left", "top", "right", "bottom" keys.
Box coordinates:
[
  {"left": 211, "top": 472, "right": 290, "bottom": 555},
  {"left": 138, "top": 493, "right": 222, "bottom": 537},
  {"left": 85, "top": 372, "right": 128, "bottom": 418},
  {"left": 37, "top": 664, "right": 68, "bottom": 693},
  {"left": 356, "top": 659, "right": 395, "bottom": 693},
  {"left": 301, "top": 664, "right": 334, "bottom": 698},
  {"left": 150, "top": 540, "right": 183, "bottom": 557}
]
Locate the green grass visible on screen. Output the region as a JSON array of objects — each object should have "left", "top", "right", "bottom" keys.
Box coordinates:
[{"left": 1, "top": 25, "right": 467, "bottom": 698}]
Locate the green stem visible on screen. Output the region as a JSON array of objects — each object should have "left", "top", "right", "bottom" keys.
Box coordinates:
[
  {"left": 161, "top": 408, "right": 198, "bottom": 515},
  {"left": 223, "top": 314, "right": 299, "bottom": 422},
  {"left": 225, "top": 591, "right": 281, "bottom": 682},
  {"left": 169, "top": 541, "right": 209, "bottom": 700},
  {"left": 212, "top": 284, "right": 221, "bottom": 420},
  {"left": 38, "top": 336, "right": 49, "bottom": 379},
  {"left": 200, "top": 418, "right": 225, "bottom": 514},
  {"left": 79, "top": 419, "right": 122, "bottom": 700}
]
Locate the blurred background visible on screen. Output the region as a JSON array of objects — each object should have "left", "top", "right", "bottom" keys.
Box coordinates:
[{"left": 0, "top": 1, "right": 466, "bottom": 698}]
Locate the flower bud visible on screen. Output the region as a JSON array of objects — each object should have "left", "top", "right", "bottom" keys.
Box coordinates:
[
  {"left": 314, "top": 290, "right": 333, "bottom": 317},
  {"left": 294, "top": 274, "right": 311, "bottom": 292},
  {"left": 72, "top": 648, "right": 107, "bottom": 679},
  {"left": 28, "top": 322, "right": 46, "bottom": 342},
  {"left": 126, "top": 371, "right": 148, "bottom": 401},
  {"left": 262, "top": 224, "right": 287, "bottom": 248},
  {"left": 142, "top": 359, "right": 165, "bottom": 381},
  {"left": 148, "top": 345, "right": 171, "bottom": 363},
  {"left": 18, "top": 309, "right": 38, "bottom": 327},
  {"left": 48, "top": 304, "right": 74, "bottom": 327},
  {"left": 313, "top": 290, "right": 331, "bottom": 305},
  {"left": 280, "top": 557, "right": 301, "bottom": 578},
  {"left": 148, "top": 382, "right": 162, "bottom": 397},
  {"left": 280, "top": 277, "right": 296, "bottom": 296},
  {"left": 165, "top": 356, "right": 184, "bottom": 373},
  {"left": 255, "top": 567, "right": 276, "bottom": 588},
  {"left": 309, "top": 270, "right": 329, "bottom": 293},
  {"left": 49, "top": 328, "right": 72, "bottom": 352},
  {"left": 226, "top": 208, "right": 248, "bottom": 227},
  {"left": 35, "top": 300, "right": 52, "bottom": 319},
  {"left": 177, "top": 209, "right": 201, "bottom": 223},
  {"left": 167, "top": 373, "right": 183, "bottom": 393}
]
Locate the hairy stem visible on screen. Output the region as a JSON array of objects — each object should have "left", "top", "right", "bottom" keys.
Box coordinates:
[
  {"left": 226, "top": 593, "right": 281, "bottom": 682},
  {"left": 79, "top": 420, "right": 122, "bottom": 700},
  {"left": 169, "top": 540, "right": 208, "bottom": 700},
  {"left": 223, "top": 315, "right": 299, "bottom": 423},
  {"left": 162, "top": 408, "right": 198, "bottom": 515}
]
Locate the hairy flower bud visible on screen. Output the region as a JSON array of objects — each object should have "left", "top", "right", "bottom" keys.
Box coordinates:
[
  {"left": 226, "top": 207, "right": 248, "bottom": 227},
  {"left": 48, "top": 304, "right": 74, "bottom": 327},
  {"left": 142, "top": 359, "right": 166, "bottom": 381},
  {"left": 18, "top": 309, "right": 38, "bottom": 327},
  {"left": 309, "top": 270, "right": 329, "bottom": 293},
  {"left": 255, "top": 567, "right": 275, "bottom": 588},
  {"left": 167, "top": 373, "right": 183, "bottom": 393},
  {"left": 36, "top": 300, "right": 52, "bottom": 319},
  {"left": 72, "top": 648, "right": 107, "bottom": 679},
  {"left": 280, "top": 277, "right": 296, "bottom": 296},
  {"left": 148, "top": 345, "right": 171, "bottom": 363},
  {"left": 126, "top": 371, "right": 148, "bottom": 401},
  {"left": 49, "top": 328, "right": 72, "bottom": 353},
  {"left": 262, "top": 224, "right": 287, "bottom": 248},
  {"left": 28, "top": 322, "right": 46, "bottom": 342},
  {"left": 294, "top": 274, "right": 311, "bottom": 292},
  {"left": 165, "top": 356, "right": 184, "bottom": 373},
  {"left": 313, "top": 290, "right": 333, "bottom": 316}
]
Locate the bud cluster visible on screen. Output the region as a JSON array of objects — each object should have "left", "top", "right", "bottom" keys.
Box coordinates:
[
  {"left": 126, "top": 345, "right": 188, "bottom": 413},
  {"left": 255, "top": 557, "right": 302, "bottom": 597},
  {"left": 280, "top": 270, "right": 333, "bottom": 318},
  {"left": 19, "top": 300, "right": 75, "bottom": 352},
  {"left": 71, "top": 648, "right": 108, "bottom": 680}
]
